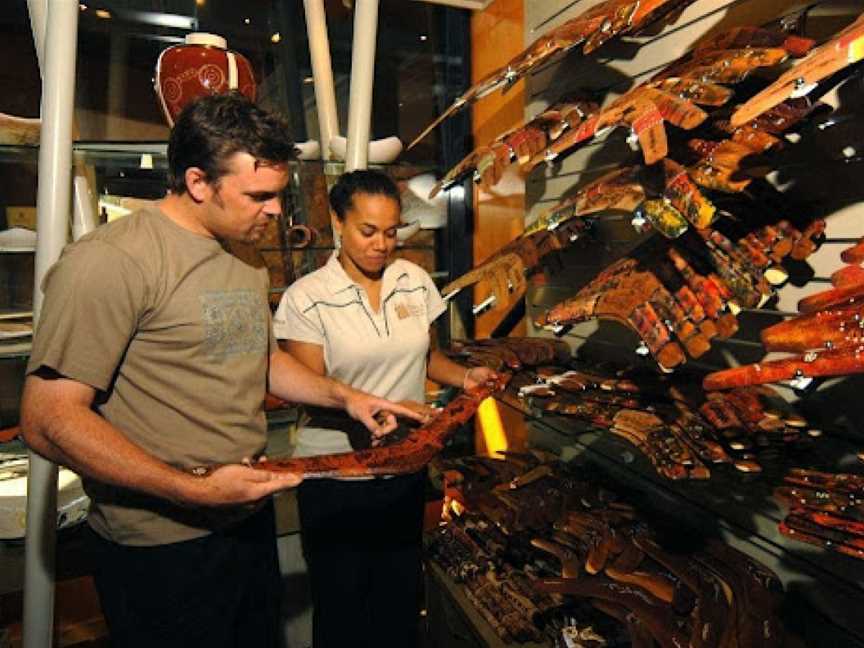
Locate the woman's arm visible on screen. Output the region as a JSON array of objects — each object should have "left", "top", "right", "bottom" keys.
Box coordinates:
[
  {"left": 268, "top": 344, "right": 424, "bottom": 435},
  {"left": 427, "top": 348, "right": 499, "bottom": 390}
]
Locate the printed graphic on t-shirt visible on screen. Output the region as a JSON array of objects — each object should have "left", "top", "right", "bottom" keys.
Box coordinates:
[{"left": 200, "top": 290, "right": 267, "bottom": 359}]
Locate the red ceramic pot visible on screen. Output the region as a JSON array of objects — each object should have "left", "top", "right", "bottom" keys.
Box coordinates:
[{"left": 155, "top": 32, "right": 256, "bottom": 127}]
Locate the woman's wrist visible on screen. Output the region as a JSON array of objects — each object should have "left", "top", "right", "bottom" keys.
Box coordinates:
[{"left": 462, "top": 366, "right": 473, "bottom": 390}]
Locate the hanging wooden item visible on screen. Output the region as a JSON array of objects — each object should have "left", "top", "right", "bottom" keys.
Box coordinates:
[
  {"left": 776, "top": 468, "right": 864, "bottom": 560},
  {"left": 429, "top": 26, "right": 815, "bottom": 198},
  {"left": 408, "top": 0, "right": 698, "bottom": 150},
  {"left": 538, "top": 219, "right": 824, "bottom": 373},
  {"left": 703, "top": 236, "right": 864, "bottom": 391},
  {"left": 731, "top": 11, "right": 864, "bottom": 128}
]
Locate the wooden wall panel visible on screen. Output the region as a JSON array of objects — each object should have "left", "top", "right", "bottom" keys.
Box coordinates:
[
  {"left": 470, "top": 0, "right": 529, "bottom": 452},
  {"left": 471, "top": 0, "right": 528, "bottom": 339},
  {"left": 520, "top": 0, "right": 864, "bottom": 376},
  {"left": 512, "top": 0, "right": 864, "bottom": 635}
]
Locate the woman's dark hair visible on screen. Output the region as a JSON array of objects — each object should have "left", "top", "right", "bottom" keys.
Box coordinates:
[
  {"left": 167, "top": 91, "right": 297, "bottom": 194},
  {"left": 329, "top": 169, "right": 401, "bottom": 220}
]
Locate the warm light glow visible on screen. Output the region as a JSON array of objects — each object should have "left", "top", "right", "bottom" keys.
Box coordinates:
[
  {"left": 270, "top": 32, "right": 281, "bottom": 43},
  {"left": 79, "top": 3, "right": 87, "bottom": 10},
  {"left": 476, "top": 397, "right": 508, "bottom": 456},
  {"left": 195, "top": 0, "right": 206, "bottom": 5},
  {"left": 95, "top": 8, "right": 111, "bottom": 18},
  {"left": 449, "top": 498, "right": 465, "bottom": 516}
]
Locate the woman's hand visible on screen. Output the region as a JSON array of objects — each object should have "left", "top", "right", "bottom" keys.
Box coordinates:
[
  {"left": 398, "top": 400, "right": 441, "bottom": 424},
  {"left": 341, "top": 387, "right": 425, "bottom": 438},
  {"left": 463, "top": 366, "right": 500, "bottom": 391}
]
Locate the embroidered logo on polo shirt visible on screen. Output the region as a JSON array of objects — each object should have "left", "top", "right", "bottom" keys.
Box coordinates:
[{"left": 395, "top": 302, "right": 424, "bottom": 319}]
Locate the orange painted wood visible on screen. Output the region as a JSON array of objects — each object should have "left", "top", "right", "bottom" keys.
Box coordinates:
[
  {"left": 470, "top": 0, "right": 528, "bottom": 452},
  {"left": 471, "top": 0, "right": 527, "bottom": 339}
]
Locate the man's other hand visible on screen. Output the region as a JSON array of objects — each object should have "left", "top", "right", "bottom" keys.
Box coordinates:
[{"left": 183, "top": 463, "right": 302, "bottom": 507}]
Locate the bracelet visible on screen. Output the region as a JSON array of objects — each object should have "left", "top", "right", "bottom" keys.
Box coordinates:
[
  {"left": 462, "top": 367, "right": 473, "bottom": 390},
  {"left": 189, "top": 465, "right": 213, "bottom": 478}
]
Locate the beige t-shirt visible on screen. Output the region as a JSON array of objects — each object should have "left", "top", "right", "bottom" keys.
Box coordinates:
[
  {"left": 273, "top": 252, "right": 446, "bottom": 457},
  {"left": 27, "top": 208, "right": 275, "bottom": 546}
]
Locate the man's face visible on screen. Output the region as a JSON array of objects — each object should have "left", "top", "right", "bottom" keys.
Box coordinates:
[{"left": 203, "top": 152, "right": 289, "bottom": 243}]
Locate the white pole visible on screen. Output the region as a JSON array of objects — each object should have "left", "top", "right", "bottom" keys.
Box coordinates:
[
  {"left": 26, "top": 0, "right": 46, "bottom": 71},
  {"left": 23, "top": 1, "right": 79, "bottom": 646},
  {"left": 72, "top": 175, "right": 96, "bottom": 241},
  {"left": 345, "top": 0, "right": 379, "bottom": 171},
  {"left": 303, "top": 0, "right": 340, "bottom": 160}
]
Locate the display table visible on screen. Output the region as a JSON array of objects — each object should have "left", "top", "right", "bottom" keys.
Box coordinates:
[{"left": 425, "top": 561, "right": 547, "bottom": 648}]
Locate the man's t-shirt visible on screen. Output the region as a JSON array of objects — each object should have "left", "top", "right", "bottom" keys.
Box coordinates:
[{"left": 27, "top": 207, "right": 275, "bottom": 546}]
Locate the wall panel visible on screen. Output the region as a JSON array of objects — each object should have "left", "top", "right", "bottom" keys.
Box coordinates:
[
  {"left": 519, "top": 0, "right": 864, "bottom": 378},
  {"left": 506, "top": 0, "right": 864, "bottom": 637}
]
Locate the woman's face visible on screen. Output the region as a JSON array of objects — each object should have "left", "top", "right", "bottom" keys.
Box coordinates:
[{"left": 334, "top": 192, "right": 401, "bottom": 276}]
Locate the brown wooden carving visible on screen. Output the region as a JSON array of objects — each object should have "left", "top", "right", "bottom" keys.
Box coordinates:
[{"left": 254, "top": 376, "right": 509, "bottom": 479}]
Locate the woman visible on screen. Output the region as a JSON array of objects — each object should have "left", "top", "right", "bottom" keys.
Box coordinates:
[{"left": 273, "top": 170, "right": 496, "bottom": 648}]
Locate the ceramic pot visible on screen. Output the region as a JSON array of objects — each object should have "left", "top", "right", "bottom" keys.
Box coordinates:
[{"left": 155, "top": 32, "right": 256, "bottom": 127}]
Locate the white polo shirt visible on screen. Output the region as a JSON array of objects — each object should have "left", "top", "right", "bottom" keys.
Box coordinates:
[{"left": 273, "top": 252, "right": 447, "bottom": 457}]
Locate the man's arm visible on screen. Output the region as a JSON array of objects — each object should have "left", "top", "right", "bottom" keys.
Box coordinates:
[
  {"left": 268, "top": 347, "right": 424, "bottom": 436},
  {"left": 20, "top": 373, "right": 300, "bottom": 507}
]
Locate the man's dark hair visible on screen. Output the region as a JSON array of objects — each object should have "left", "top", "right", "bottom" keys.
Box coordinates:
[
  {"left": 329, "top": 169, "right": 401, "bottom": 220},
  {"left": 167, "top": 91, "right": 297, "bottom": 194}
]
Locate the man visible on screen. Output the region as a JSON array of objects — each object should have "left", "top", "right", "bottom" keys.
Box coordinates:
[{"left": 19, "top": 92, "right": 420, "bottom": 648}]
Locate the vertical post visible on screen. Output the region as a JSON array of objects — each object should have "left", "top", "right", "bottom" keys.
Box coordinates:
[
  {"left": 437, "top": 6, "right": 473, "bottom": 340},
  {"left": 344, "top": 0, "right": 380, "bottom": 171},
  {"left": 106, "top": 32, "right": 129, "bottom": 140},
  {"left": 26, "top": 0, "right": 46, "bottom": 70},
  {"left": 303, "top": 0, "right": 339, "bottom": 160},
  {"left": 23, "top": 1, "right": 79, "bottom": 646},
  {"left": 272, "top": 1, "right": 309, "bottom": 143}
]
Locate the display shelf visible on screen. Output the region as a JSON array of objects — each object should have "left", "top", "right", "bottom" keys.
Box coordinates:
[
  {"left": 425, "top": 561, "right": 547, "bottom": 648},
  {"left": 0, "top": 310, "right": 31, "bottom": 320},
  {"left": 0, "top": 341, "right": 30, "bottom": 360},
  {"left": 492, "top": 395, "right": 864, "bottom": 644},
  {"left": 72, "top": 141, "right": 168, "bottom": 170},
  {"left": 0, "top": 142, "right": 437, "bottom": 174},
  {"left": 0, "top": 144, "right": 37, "bottom": 164}
]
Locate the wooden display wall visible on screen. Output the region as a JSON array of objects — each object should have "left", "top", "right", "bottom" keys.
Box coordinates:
[
  {"left": 521, "top": 0, "right": 864, "bottom": 411},
  {"left": 484, "top": 0, "right": 864, "bottom": 639}
]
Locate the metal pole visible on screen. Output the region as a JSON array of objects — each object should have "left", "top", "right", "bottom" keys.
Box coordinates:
[
  {"left": 23, "top": 2, "right": 79, "bottom": 646},
  {"left": 303, "top": 0, "right": 339, "bottom": 160},
  {"left": 345, "top": 0, "right": 379, "bottom": 171}
]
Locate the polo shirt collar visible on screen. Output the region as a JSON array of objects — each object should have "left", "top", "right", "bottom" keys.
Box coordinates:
[
  {"left": 324, "top": 251, "right": 356, "bottom": 294},
  {"left": 324, "top": 250, "right": 410, "bottom": 296}
]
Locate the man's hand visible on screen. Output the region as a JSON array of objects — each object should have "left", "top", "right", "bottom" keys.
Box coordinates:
[
  {"left": 341, "top": 387, "right": 427, "bottom": 440},
  {"left": 464, "top": 366, "right": 500, "bottom": 390},
  {"left": 181, "top": 463, "right": 302, "bottom": 507}
]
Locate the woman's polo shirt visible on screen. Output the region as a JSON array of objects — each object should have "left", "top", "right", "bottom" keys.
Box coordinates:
[{"left": 273, "top": 252, "right": 447, "bottom": 457}]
